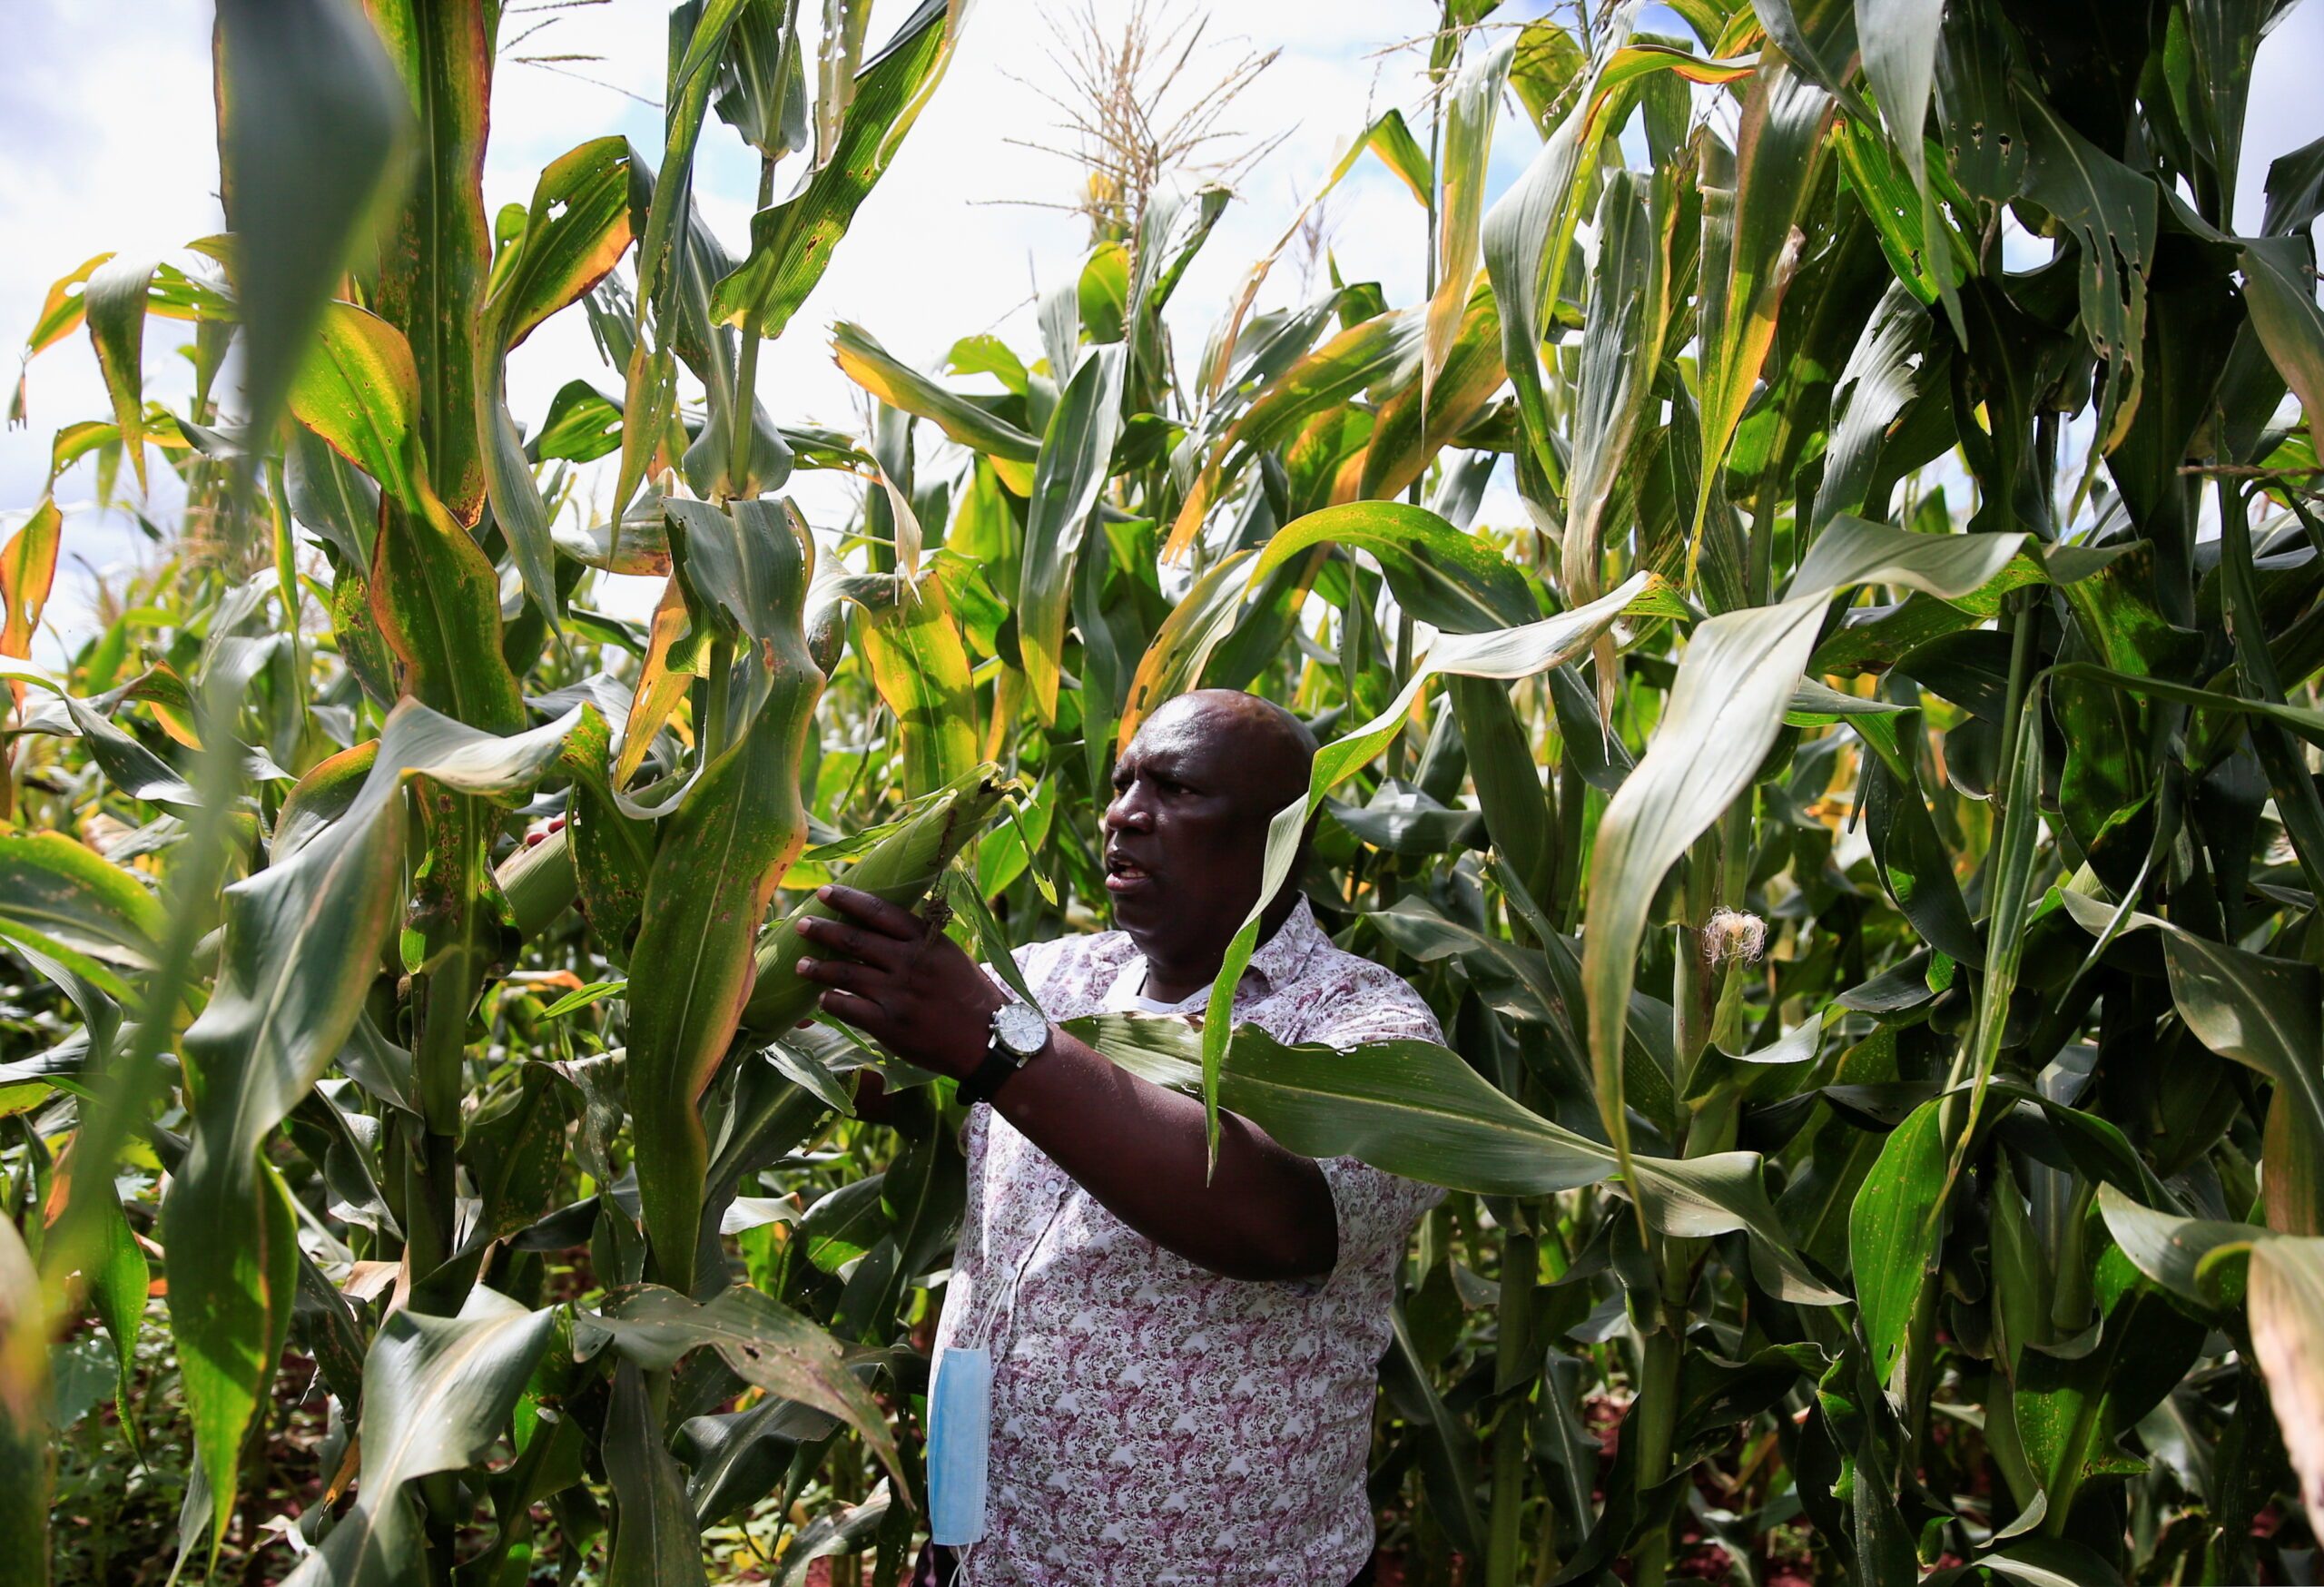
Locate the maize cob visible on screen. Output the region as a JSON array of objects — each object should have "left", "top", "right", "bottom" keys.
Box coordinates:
[
  {"left": 739, "top": 764, "right": 1008, "bottom": 1034},
  {"left": 497, "top": 824, "right": 576, "bottom": 942}
]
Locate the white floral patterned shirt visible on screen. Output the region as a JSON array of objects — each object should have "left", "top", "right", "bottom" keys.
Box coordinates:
[{"left": 931, "top": 898, "right": 1445, "bottom": 1586}]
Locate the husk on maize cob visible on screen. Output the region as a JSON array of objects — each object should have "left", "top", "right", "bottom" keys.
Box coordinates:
[{"left": 739, "top": 764, "right": 1008, "bottom": 1034}]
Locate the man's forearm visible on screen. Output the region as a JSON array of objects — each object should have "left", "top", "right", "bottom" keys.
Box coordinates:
[{"left": 985, "top": 1029, "right": 1338, "bottom": 1283}]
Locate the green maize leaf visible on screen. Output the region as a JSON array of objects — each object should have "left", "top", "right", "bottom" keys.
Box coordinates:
[
  {"left": 1813, "top": 282, "right": 1930, "bottom": 534},
  {"left": 290, "top": 302, "right": 427, "bottom": 513},
  {"left": 1194, "top": 105, "right": 1427, "bottom": 406},
  {"left": 531, "top": 379, "right": 625, "bottom": 465},
  {"left": 605, "top": 1358, "right": 710, "bottom": 1587},
  {"left": 1073, "top": 517, "right": 1146, "bottom": 789},
  {"left": 1752, "top": 0, "right": 1859, "bottom": 104},
  {"left": 675, "top": 0, "right": 756, "bottom": 98},
  {"left": 2050, "top": 660, "right": 2324, "bottom": 751},
  {"left": 1166, "top": 309, "right": 1423, "bottom": 559},
  {"left": 73, "top": 1151, "right": 149, "bottom": 1432},
  {"left": 712, "top": 0, "right": 963, "bottom": 339},
  {"left": 1424, "top": 39, "right": 1513, "bottom": 410},
  {"left": 1923, "top": 694, "right": 2034, "bottom": 1154},
  {"left": 1565, "top": 171, "right": 1666, "bottom": 646},
  {"left": 948, "top": 333, "right": 1029, "bottom": 393},
  {"left": 1117, "top": 549, "right": 1258, "bottom": 747},
  {"left": 2240, "top": 236, "right": 2324, "bottom": 432},
  {"left": 1451, "top": 676, "right": 1553, "bottom": 902},
  {"left": 1859, "top": 0, "right": 1943, "bottom": 192},
  {"left": 1196, "top": 567, "right": 1659, "bottom": 1158},
  {"left": 1856, "top": 0, "right": 1955, "bottom": 324},
  {"left": 743, "top": 767, "right": 1005, "bottom": 1032},
  {"left": 271, "top": 738, "right": 375, "bottom": 862},
  {"left": 714, "top": 0, "right": 811, "bottom": 163},
  {"left": 468, "top": 1063, "right": 575, "bottom": 1240},
  {"left": 1382, "top": 1304, "right": 1485, "bottom": 1557},
  {"left": 625, "top": 499, "right": 822, "bottom": 1295},
  {"left": 80, "top": 257, "right": 156, "bottom": 497},
  {"left": 1367, "top": 882, "right": 1675, "bottom": 1130},
  {"left": 1128, "top": 183, "right": 1230, "bottom": 408},
  {"left": 281, "top": 1286, "right": 558, "bottom": 1587},
  {"left": 1690, "top": 55, "right": 1836, "bottom": 555},
  {"left": 213, "top": 0, "right": 409, "bottom": 451},
  {"left": 2262, "top": 133, "right": 2324, "bottom": 238},
  {"left": 165, "top": 702, "right": 576, "bottom": 1546},
  {"left": 579, "top": 1284, "right": 903, "bottom": 1493},
  {"left": 1082, "top": 1014, "right": 1835, "bottom": 1301},
  {"left": 1077, "top": 242, "right": 1128, "bottom": 347},
  {"left": 2014, "top": 93, "right": 2156, "bottom": 449},
  {"left": 2094, "top": 1183, "right": 2269, "bottom": 1312},
  {"left": 858, "top": 570, "right": 980, "bottom": 797},
  {"left": 0, "top": 1213, "right": 51, "bottom": 1585},
  {"left": 285, "top": 421, "right": 379, "bottom": 571},
  {"left": 1848, "top": 1097, "right": 1945, "bottom": 1385},
  {"left": 610, "top": 0, "right": 750, "bottom": 522},
  {"left": 1832, "top": 117, "right": 1975, "bottom": 311},
  {"left": 1859, "top": 730, "right": 1982, "bottom": 966},
  {"left": 483, "top": 139, "right": 637, "bottom": 354},
  {"left": 1925, "top": 1541, "right": 2131, "bottom": 1587},
  {"left": 771, "top": 1484, "right": 895, "bottom": 1587},
  {"left": 2011, "top": 1247, "right": 2206, "bottom": 1520},
  {"left": 1482, "top": 8, "right": 1637, "bottom": 496},
  {"left": 316, "top": 306, "right": 528, "bottom": 736},
  {"left": 1019, "top": 343, "right": 1128, "bottom": 722},
  {"left": 40, "top": 680, "right": 197, "bottom": 813},
  {"left": 1355, "top": 277, "right": 1508, "bottom": 504},
  {"left": 1510, "top": 15, "right": 1585, "bottom": 131},
  {"left": 1251, "top": 500, "right": 1535, "bottom": 634},
  {"left": 366, "top": 0, "right": 493, "bottom": 525},
  {"left": 2248, "top": 1236, "right": 2324, "bottom": 1517},
  {"left": 0, "top": 829, "right": 166, "bottom": 971},
  {"left": 2057, "top": 886, "right": 2324, "bottom": 1232},
  {"left": 1584, "top": 519, "right": 2026, "bottom": 1213},
  {"left": 801, "top": 1175, "right": 888, "bottom": 1274},
  {"left": 832, "top": 321, "right": 1039, "bottom": 495},
  {"left": 477, "top": 137, "right": 638, "bottom": 620},
  {"left": 558, "top": 706, "right": 655, "bottom": 953}
]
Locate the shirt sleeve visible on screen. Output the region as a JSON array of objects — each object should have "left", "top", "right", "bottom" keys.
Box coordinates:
[{"left": 1298, "top": 969, "right": 1448, "bottom": 1275}]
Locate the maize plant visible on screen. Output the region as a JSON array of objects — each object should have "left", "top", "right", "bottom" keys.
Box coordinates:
[{"left": 6, "top": 0, "right": 2324, "bottom": 1582}]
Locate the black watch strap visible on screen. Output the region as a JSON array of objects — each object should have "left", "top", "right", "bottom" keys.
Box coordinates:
[{"left": 956, "top": 1043, "right": 1020, "bottom": 1107}]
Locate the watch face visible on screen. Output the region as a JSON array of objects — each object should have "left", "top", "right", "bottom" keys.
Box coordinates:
[{"left": 994, "top": 1000, "right": 1048, "bottom": 1058}]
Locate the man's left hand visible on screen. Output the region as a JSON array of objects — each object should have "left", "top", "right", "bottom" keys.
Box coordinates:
[{"left": 793, "top": 886, "right": 1004, "bottom": 1078}]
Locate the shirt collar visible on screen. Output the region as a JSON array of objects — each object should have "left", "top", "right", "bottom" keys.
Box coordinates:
[
  {"left": 1242, "top": 894, "right": 1327, "bottom": 999},
  {"left": 1104, "top": 895, "right": 1328, "bottom": 1009}
]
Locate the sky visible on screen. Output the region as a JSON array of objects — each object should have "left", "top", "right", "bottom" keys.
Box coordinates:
[{"left": 2, "top": 0, "right": 2321, "bottom": 662}]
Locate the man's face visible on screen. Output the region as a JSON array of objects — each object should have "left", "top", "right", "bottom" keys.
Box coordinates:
[{"left": 1101, "top": 696, "right": 1292, "bottom": 971}]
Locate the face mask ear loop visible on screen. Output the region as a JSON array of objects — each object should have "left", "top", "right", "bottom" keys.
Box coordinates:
[
  {"left": 962, "top": 1176, "right": 1073, "bottom": 1354},
  {"left": 948, "top": 1180, "right": 1074, "bottom": 1577}
]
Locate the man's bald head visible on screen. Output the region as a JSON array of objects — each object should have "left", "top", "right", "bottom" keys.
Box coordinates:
[
  {"left": 1103, "top": 690, "right": 1320, "bottom": 991},
  {"left": 1133, "top": 689, "right": 1317, "bottom": 813}
]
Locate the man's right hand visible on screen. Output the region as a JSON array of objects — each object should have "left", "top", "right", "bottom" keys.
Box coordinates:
[{"left": 793, "top": 885, "right": 1008, "bottom": 1079}]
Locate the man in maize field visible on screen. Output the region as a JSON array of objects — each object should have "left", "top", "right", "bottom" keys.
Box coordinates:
[{"left": 797, "top": 688, "right": 1446, "bottom": 1586}]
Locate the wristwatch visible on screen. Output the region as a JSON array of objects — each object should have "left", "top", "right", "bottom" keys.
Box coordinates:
[{"left": 958, "top": 999, "right": 1049, "bottom": 1105}]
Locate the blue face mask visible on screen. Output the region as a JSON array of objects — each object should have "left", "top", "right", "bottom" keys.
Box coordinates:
[{"left": 927, "top": 1344, "right": 991, "bottom": 1546}]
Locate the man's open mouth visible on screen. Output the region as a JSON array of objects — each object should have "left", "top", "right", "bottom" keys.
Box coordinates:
[{"left": 1104, "top": 851, "right": 1156, "bottom": 892}]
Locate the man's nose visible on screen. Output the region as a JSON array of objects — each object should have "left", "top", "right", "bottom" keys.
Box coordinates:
[{"left": 1105, "top": 788, "right": 1154, "bottom": 832}]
